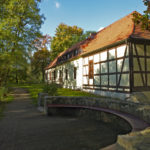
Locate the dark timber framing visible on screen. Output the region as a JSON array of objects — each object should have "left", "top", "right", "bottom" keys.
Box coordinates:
[
  {"left": 83, "top": 38, "right": 150, "bottom": 93},
  {"left": 131, "top": 38, "right": 150, "bottom": 92}
]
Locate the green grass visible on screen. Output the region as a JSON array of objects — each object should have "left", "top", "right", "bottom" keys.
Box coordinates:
[
  {"left": 13, "top": 84, "right": 44, "bottom": 105},
  {"left": 0, "top": 87, "right": 14, "bottom": 118},
  {"left": 57, "top": 88, "right": 101, "bottom": 97},
  {"left": 9, "top": 83, "right": 102, "bottom": 105}
]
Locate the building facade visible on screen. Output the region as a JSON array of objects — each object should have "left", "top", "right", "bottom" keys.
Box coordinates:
[{"left": 45, "top": 12, "right": 150, "bottom": 99}]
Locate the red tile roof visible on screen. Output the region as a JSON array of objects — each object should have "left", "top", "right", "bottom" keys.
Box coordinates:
[
  {"left": 81, "top": 11, "right": 150, "bottom": 55},
  {"left": 45, "top": 34, "right": 96, "bottom": 70},
  {"left": 45, "top": 11, "right": 150, "bottom": 70}
]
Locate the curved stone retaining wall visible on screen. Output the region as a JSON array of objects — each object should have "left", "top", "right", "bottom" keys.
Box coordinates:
[
  {"left": 40, "top": 95, "right": 150, "bottom": 124},
  {"left": 38, "top": 93, "right": 150, "bottom": 150}
]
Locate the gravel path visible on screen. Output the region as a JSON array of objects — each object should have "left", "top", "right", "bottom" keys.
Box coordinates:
[{"left": 0, "top": 88, "right": 117, "bottom": 150}]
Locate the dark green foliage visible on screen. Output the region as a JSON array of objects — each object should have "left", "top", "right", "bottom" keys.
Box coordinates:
[
  {"left": 0, "top": 87, "right": 8, "bottom": 101},
  {"left": 31, "top": 49, "right": 51, "bottom": 82},
  {"left": 0, "top": 0, "right": 44, "bottom": 85},
  {"left": 50, "top": 23, "right": 96, "bottom": 60},
  {"left": 43, "top": 83, "right": 58, "bottom": 96},
  {"left": 133, "top": 0, "right": 150, "bottom": 30}
]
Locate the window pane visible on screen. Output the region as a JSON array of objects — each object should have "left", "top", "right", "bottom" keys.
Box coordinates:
[
  {"left": 109, "top": 49, "right": 116, "bottom": 59},
  {"left": 109, "top": 61, "right": 116, "bottom": 73},
  {"left": 147, "top": 45, "right": 150, "bottom": 56},
  {"left": 94, "top": 64, "right": 100, "bottom": 74},
  {"left": 94, "top": 76, "right": 100, "bottom": 85},
  {"left": 101, "top": 75, "right": 108, "bottom": 85},
  {"left": 147, "top": 59, "right": 150, "bottom": 71},
  {"left": 109, "top": 75, "right": 116, "bottom": 86},
  {"left": 101, "top": 62, "right": 108, "bottom": 73},
  {"left": 118, "top": 74, "right": 129, "bottom": 86}
]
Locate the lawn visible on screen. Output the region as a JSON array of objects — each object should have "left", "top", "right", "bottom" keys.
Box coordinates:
[
  {"left": 12, "top": 83, "right": 102, "bottom": 105},
  {"left": 0, "top": 87, "right": 14, "bottom": 118}
]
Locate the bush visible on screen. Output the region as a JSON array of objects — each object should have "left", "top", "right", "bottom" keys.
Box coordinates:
[
  {"left": 43, "top": 83, "right": 58, "bottom": 96},
  {"left": 0, "top": 87, "right": 8, "bottom": 101}
]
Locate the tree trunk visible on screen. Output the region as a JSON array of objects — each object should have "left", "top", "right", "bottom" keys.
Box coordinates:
[
  {"left": 16, "top": 70, "right": 19, "bottom": 84},
  {"left": 42, "top": 69, "right": 45, "bottom": 83}
]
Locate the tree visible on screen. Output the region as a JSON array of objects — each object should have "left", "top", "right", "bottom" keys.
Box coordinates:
[
  {"left": 31, "top": 35, "right": 51, "bottom": 82},
  {"left": 31, "top": 50, "right": 51, "bottom": 82},
  {"left": 133, "top": 0, "right": 150, "bottom": 30},
  {"left": 0, "top": 0, "right": 44, "bottom": 85},
  {"left": 34, "top": 34, "right": 51, "bottom": 51},
  {"left": 50, "top": 23, "right": 83, "bottom": 60}
]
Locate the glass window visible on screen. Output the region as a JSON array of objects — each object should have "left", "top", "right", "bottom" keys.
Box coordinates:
[{"left": 74, "top": 67, "right": 77, "bottom": 79}]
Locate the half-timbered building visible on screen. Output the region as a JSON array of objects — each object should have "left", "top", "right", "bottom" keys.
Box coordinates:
[{"left": 45, "top": 11, "right": 150, "bottom": 99}]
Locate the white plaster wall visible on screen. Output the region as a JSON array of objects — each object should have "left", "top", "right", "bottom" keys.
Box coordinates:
[
  {"left": 52, "top": 58, "right": 83, "bottom": 89},
  {"left": 94, "top": 53, "right": 100, "bottom": 63},
  {"left": 117, "top": 45, "right": 127, "bottom": 58}
]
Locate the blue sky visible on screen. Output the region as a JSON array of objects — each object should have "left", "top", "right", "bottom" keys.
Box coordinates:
[{"left": 39, "top": 0, "right": 146, "bottom": 36}]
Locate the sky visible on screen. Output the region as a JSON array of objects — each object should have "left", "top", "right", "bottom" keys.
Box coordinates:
[{"left": 39, "top": 0, "right": 146, "bottom": 37}]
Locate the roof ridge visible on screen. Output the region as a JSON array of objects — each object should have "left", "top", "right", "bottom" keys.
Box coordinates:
[{"left": 97, "top": 11, "right": 138, "bottom": 35}]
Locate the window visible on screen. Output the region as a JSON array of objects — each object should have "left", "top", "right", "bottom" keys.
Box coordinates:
[
  {"left": 65, "top": 69, "right": 68, "bottom": 80},
  {"left": 89, "top": 60, "right": 93, "bottom": 79},
  {"left": 53, "top": 70, "right": 56, "bottom": 81},
  {"left": 59, "top": 70, "right": 62, "bottom": 82},
  {"left": 74, "top": 67, "right": 77, "bottom": 79},
  {"left": 67, "top": 54, "right": 70, "bottom": 59},
  {"left": 74, "top": 50, "right": 78, "bottom": 56}
]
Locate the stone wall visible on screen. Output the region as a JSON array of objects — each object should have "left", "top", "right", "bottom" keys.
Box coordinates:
[
  {"left": 43, "top": 96, "right": 150, "bottom": 124},
  {"left": 38, "top": 94, "right": 150, "bottom": 150}
]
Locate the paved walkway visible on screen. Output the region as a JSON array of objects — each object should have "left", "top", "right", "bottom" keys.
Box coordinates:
[{"left": 0, "top": 88, "right": 118, "bottom": 150}]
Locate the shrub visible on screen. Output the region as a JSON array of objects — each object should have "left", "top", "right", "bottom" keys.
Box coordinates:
[
  {"left": 43, "top": 83, "right": 58, "bottom": 96},
  {"left": 0, "top": 87, "right": 8, "bottom": 101}
]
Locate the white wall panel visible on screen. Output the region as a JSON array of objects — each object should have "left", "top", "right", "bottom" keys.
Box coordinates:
[
  {"left": 84, "top": 57, "right": 88, "bottom": 65},
  {"left": 101, "top": 51, "right": 107, "bottom": 61},
  {"left": 83, "top": 77, "right": 88, "bottom": 84},
  {"left": 117, "top": 45, "right": 126, "bottom": 58},
  {"left": 89, "top": 56, "right": 93, "bottom": 60},
  {"left": 83, "top": 66, "right": 88, "bottom": 75},
  {"left": 89, "top": 79, "right": 93, "bottom": 85},
  {"left": 94, "top": 53, "right": 100, "bottom": 63}
]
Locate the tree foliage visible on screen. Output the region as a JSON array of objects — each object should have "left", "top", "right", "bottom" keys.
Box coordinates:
[
  {"left": 133, "top": 0, "right": 150, "bottom": 30},
  {"left": 50, "top": 23, "right": 84, "bottom": 60},
  {"left": 0, "top": 0, "right": 44, "bottom": 85},
  {"left": 31, "top": 35, "right": 51, "bottom": 82},
  {"left": 31, "top": 49, "right": 51, "bottom": 82}
]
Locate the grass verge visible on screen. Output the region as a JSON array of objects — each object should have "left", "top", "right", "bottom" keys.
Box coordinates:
[
  {"left": 0, "top": 87, "right": 14, "bottom": 118},
  {"left": 9, "top": 83, "right": 102, "bottom": 105}
]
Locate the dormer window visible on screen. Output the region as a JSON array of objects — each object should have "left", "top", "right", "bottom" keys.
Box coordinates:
[
  {"left": 75, "top": 50, "right": 78, "bottom": 55},
  {"left": 74, "top": 50, "right": 78, "bottom": 56},
  {"left": 67, "top": 53, "right": 70, "bottom": 59}
]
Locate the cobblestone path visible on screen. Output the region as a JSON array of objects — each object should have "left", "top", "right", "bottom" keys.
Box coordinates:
[{"left": 0, "top": 88, "right": 117, "bottom": 150}]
